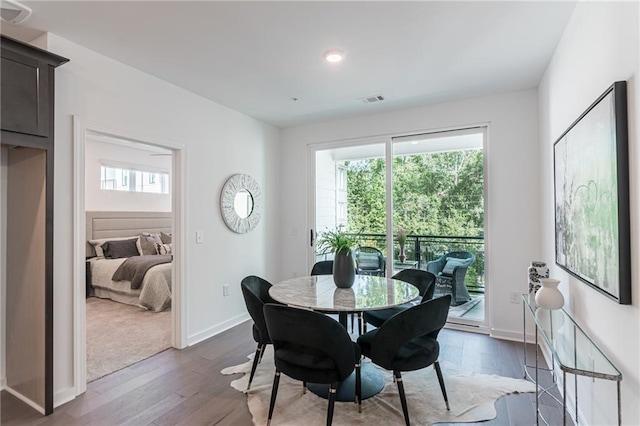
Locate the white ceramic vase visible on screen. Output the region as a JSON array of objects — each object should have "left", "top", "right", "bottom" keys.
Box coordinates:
[{"left": 535, "top": 278, "right": 564, "bottom": 310}]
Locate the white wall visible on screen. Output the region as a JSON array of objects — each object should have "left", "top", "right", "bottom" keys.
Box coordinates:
[
  {"left": 538, "top": 1, "right": 639, "bottom": 424},
  {"left": 38, "top": 33, "right": 281, "bottom": 405},
  {"left": 280, "top": 89, "right": 541, "bottom": 340},
  {"left": 0, "top": 147, "right": 6, "bottom": 389},
  {"left": 85, "top": 138, "right": 172, "bottom": 212},
  {"left": 315, "top": 150, "right": 338, "bottom": 235}
]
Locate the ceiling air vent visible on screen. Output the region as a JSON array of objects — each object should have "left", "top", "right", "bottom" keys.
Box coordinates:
[
  {"left": 0, "top": 0, "right": 31, "bottom": 24},
  {"left": 358, "top": 95, "right": 384, "bottom": 104}
]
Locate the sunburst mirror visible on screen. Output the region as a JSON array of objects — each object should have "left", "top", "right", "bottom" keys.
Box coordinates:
[{"left": 220, "top": 174, "right": 263, "bottom": 234}]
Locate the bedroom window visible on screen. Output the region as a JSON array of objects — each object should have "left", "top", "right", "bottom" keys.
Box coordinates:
[{"left": 101, "top": 165, "right": 169, "bottom": 194}]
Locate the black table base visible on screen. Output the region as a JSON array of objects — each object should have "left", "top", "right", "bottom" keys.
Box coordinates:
[{"left": 307, "top": 362, "right": 385, "bottom": 402}]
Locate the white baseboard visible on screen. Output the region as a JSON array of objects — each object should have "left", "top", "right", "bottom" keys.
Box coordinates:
[
  {"left": 4, "top": 386, "right": 45, "bottom": 414},
  {"left": 54, "top": 386, "right": 76, "bottom": 408},
  {"left": 448, "top": 325, "right": 535, "bottom": 344},
  {"left": 187, "top": 313, "right": 250, "bottom": 346},
  {"left": 444, "top": 322, "right": 489, "bottom": 334},
  {"left": 490, "top": 327, "right": 535, "bottom": 343},
  {"left": 5, "top": 384, "right": 75, "bottom": 411}
]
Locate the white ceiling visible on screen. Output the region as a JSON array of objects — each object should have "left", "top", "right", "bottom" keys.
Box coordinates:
[{"left": 1, "top": 1, "right": 576, "bottom": 128}]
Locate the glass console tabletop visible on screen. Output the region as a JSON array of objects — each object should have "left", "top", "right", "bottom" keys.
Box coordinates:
[{"left": 521, "top": 294, "right": 622, "bottom": 425}]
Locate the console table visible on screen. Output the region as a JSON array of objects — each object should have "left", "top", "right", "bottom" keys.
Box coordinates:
[{"left": 522, "top": 294, "right": 622, "bottom": 425}]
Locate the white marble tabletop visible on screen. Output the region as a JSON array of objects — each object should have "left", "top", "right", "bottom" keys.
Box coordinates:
[{"left": 269, "top": 275, "right": 419, "bottom": 313}]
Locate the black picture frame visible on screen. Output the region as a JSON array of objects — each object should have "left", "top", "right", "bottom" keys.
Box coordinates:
[{"left": 553, "top": 81, "right": 630, "bottom": 304}]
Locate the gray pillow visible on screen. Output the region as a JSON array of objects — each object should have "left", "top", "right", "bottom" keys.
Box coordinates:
[
  {"left": 160, "top": 231, "right": 172, "bottom": 244},
  {"left": 142, "top": 232, "right": 163, "bottom": 243},
  {"left": 89, "top": 236, "right": 139, "bottom": 258},
  {"left": 137, "top": 235, "right": 159, "bottom": 255},
  {"left": 441, "top": 258, "right": 468, "bottom": 275},
  {"left": 102, "top": 238, "right": 140, "bottom": 259}
]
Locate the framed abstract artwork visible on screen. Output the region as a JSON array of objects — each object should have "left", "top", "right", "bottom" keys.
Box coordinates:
[{"left": 553, "top": 81, "right": 630, "bottom": 304}]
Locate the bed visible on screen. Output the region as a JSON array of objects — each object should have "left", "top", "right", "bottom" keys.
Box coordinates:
[{"left": 86, "top": 211, "right": 173, "bottom": 312}]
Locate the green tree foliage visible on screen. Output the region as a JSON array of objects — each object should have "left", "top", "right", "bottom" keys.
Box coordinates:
[
  {"left": 344, "top": 159, "right": 387, "bottom": 234},
  {"left": 345, "top": 150, "right": 484, "bottom": 237}
]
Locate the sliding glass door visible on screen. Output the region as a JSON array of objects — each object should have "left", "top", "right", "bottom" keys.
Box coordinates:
[
  {"left": 391, "top": 129, "right": 486, "bottom": 325},
  {"left": 310, "top": 127, "right": 486, "bottom": 326}
]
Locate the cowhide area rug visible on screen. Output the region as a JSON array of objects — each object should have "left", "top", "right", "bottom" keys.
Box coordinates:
[{"left": 222, "top": 347, "right": 535, "bottom": 425}]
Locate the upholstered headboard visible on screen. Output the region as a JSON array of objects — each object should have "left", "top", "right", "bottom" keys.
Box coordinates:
[{"left": 86, "top": 211, "right": 172, "bottom": 257}]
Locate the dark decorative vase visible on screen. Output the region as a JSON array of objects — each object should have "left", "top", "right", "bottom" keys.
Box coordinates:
[
  {"left": 528, "top": 260, "right": 549, "bottom": 305},
  {"left": 333, "top": 249, "right": 356, "bottom": 288},
  {"left": 399, "top": 246, "right": 406, "bottom": 263}
]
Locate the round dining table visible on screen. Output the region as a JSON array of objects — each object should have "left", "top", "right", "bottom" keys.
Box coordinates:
[{"left": 269, "top": 274, "right": 419, "bottom": 401}]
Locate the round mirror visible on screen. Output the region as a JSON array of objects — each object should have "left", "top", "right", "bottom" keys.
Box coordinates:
[
  {"left": 234, "top": 189, "right": 253, "bottom": 219},
  {"left": 220, "top": 174, "right": 263, "bottom": 234}
]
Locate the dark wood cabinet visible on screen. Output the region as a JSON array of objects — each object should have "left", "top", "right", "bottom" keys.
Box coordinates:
[
  {"left": 1, "top": 35, "right": 68, "bottom": 416},
  {"left": 1, "top": 35, "right": 67, "bottom": 144}
]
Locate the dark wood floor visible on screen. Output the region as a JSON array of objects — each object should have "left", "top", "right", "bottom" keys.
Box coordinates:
[{"left": 1, "top": 320, "right": 568, "bottom": 425}]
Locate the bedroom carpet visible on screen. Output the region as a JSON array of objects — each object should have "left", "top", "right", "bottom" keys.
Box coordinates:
[
  {"left": 86, "top": 297, "right": 171, "bottom": 382},
  {"left": 222, "top": 346, "right": 536, "bottom": 425}
]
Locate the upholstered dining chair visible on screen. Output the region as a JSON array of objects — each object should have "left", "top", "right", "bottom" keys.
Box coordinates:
[
  {"left": 310, "top": 260, "right": 334, "bottom": 276},
  {"left": 310, "top": 260, "right": 361, "bottom": 334},
  {"left": 263, "top": 303, "right": 362, "bottom": 426},
  {"left": 240, "top": 275, "right": 279, "bottom": 391},
  {"left": 362, "top": 269, "right": 436, "bottom": 332},
  {"left": 357, "top": 295, "right": 452, "bottom": 426}
]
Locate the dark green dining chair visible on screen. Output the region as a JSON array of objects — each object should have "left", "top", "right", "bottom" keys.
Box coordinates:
[
  {"left": 357, "top": 295, "right": 452, "bottom": 425},
  {"left": 362, "top": 269, "right": 436, "bottom": 332},
  {"left": 264, "top": 303, "right": 362, "bottom": 426},
  {"left": 240, "top": 275, "right": 279, "bottom": 391}
]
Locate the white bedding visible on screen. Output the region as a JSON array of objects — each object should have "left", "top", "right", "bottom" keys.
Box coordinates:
[{"left": 88, "top": 257, "right": 171, "bottom": 312}]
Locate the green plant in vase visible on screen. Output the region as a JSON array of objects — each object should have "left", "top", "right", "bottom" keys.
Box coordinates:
[
  {"left": 317, "top": 227, "right": 358, "bottom": 288},
  {"left": 317, "top": 227, "right": 358, "bottom": 256}
]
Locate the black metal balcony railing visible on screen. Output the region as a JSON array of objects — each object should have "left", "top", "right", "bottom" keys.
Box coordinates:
[{"left": 319, "top": 232, "right": 485, "bottom": 294}]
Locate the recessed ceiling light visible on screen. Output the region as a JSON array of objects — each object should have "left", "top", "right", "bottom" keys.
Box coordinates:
[
  {"left": 0, "top": 0, "right": 31, "bottom": 24},
  {"left": 324, "top": 50, "right": 345, "bottom": 63}
]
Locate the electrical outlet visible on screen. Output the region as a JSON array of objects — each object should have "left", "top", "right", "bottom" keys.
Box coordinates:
[
  {"left": 509, "top": 291, "right": 520, "bottom": 304},
  {"left": 223, "top": 284, "right": 229, "bottom": 297},
  {"left": 196, "top": 230, "right": 204, "bottom": 244}
]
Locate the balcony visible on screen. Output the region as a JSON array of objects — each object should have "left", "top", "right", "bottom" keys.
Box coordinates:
[{"left": 318, "top": 232, "right": 485, "bottom": 295}]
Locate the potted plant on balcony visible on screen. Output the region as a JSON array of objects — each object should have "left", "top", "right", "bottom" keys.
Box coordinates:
[
  {"left": 317, "top": 227, "right": 357, "bottom": 288},
  {"left": 397, "top": 227, "right": 408, "bottom": 263}
]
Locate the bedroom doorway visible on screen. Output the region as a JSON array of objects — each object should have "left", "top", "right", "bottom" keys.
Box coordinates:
[
  {"left": 84, "top": 135, "right": 174, "bottom": 383},
  {"left": 73, "top": 117, "right": 187, "bottom": 396}
]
